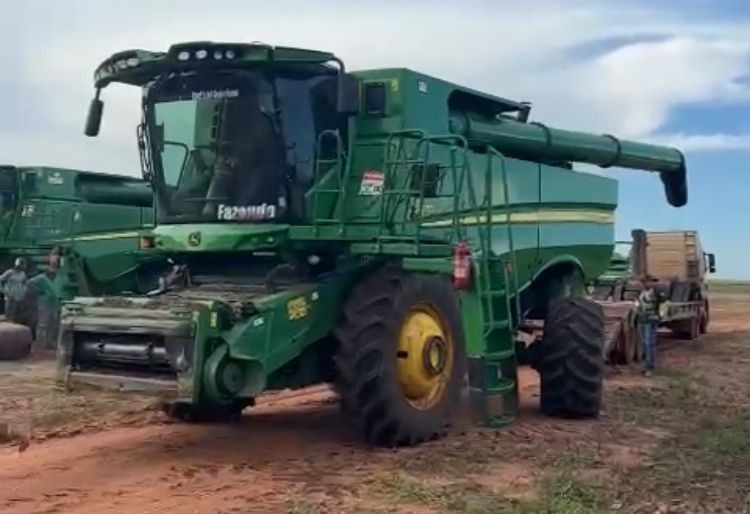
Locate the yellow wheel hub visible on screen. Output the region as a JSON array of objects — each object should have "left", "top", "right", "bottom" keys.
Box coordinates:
[{"left": 396, "top": 304, "right": 454, "bottom": 410}]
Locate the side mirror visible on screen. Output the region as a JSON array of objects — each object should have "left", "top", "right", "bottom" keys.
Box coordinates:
[
  {"left": 85, "top": 94, "right": 104, "bottom": 137},
  {"left": 337, "top": 73, "right": 360, "bottom": 116},
  {"left": 707, "top": 253, "right": 716, "bottom": 273}
]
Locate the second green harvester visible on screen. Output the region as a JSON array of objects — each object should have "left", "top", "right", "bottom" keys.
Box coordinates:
[{"left": 58, "top": 42, "right": 688, "bottom": 446}]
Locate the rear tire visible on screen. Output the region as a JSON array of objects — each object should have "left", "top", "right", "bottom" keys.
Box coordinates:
[
  {"left": 699, "top": 301, "right": 709, "bottom": 334},
  {"left": 0, "top": 323, "right": 32, "bottom": 361},
  {"left": 674, "top": 317, "right": 699, "bottom": 340},
  {"left": 539, "top": 298, "right": 604, "bottom": 418},
  {"left": 335, "top": 269, "right": 465, "bottom": 447}
]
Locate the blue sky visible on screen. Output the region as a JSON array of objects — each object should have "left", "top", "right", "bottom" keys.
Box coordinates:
[{"left": 0, "top": 0, "right": 748, "bottom": 278}]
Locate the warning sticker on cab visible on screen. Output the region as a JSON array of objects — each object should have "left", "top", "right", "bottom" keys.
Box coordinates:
[{"left": 358, "top": 170, "right": 385, "bottom": 196}]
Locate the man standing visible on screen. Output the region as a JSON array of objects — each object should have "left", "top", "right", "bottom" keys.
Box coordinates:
[
  {"left": 636, "top": 282, "right": 660, "bottom": 376},
  {"left": 1, "top": 258, "right": 29, "bottom": 326}
]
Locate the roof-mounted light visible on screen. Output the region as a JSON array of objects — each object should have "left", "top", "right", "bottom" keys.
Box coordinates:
[
  {"left": 177, "top": 50, "right": 190, "bottom": 61},
  {"left": 225, "top": 49, "right": 236, "bottom": 59},
  {"left": 196, "top": 49, "right": 208, "bottom": 60},
  {"left": 213, "top": 50, "right": 223, "bottom": 60}
]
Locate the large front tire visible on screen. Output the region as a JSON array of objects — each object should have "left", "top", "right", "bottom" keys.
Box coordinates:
[
  {"left": 539, "top": 297, "right": 604, "bottom": 418},
  {"left": 335, "top": 269, "right": 465, "bottom": 447}
]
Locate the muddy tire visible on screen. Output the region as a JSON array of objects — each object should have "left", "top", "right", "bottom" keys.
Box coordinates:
[
  {"left": 539, "top": 298, "right": 604, "bottom": 418},
  {"left": 674, "top": 317, "right": 699, "bottom": 340},
  {"left": 699, "top": 301, "right": 709, "bottom": 334},
  {"left": 335, "top": 269, "right": 465, "bottom": 447},
  {"left": 0, "top": 322, "right": 33, "bottom": 361}
]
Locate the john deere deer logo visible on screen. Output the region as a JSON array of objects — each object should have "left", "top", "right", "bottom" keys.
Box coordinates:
[{"left": 187, "top": 231, "right": 201, "bottom": 247}]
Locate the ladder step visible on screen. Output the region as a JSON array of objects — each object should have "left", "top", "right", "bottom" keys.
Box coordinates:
[
  {"left": 385, "top": 159, "right": 424, "bottom": 165},
  {"left": 486, "top": 413, "right": 516, "bottom": 429},
  {"left": 485, "top": 349, "right": 515, "bottom": 361},
  {"left": 485, "top": 381, "right": 516, "bottom": 395},
  {"left": 483, "top": 320, "right": 510, "bottom": 330},
  {"left": 481, "top": 289, "right": 507, "bottom": 299}
]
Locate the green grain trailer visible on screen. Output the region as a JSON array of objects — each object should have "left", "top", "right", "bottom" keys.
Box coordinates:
[{"left": 57, "top": 42, "right": 688, "bottom": 446}]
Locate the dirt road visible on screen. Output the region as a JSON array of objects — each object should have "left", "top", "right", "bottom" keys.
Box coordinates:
[{"left": 2, "top": 283, "right": 749, "bottom": 513}]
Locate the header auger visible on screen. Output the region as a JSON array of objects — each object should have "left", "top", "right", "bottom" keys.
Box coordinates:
[{"left": 58, "top": 41, "right": 688, "bottom": 446}]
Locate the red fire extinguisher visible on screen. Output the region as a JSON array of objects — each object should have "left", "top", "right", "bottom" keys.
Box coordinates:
[{"left": 453, "top": 242, "right": 472, "bottom": 289}]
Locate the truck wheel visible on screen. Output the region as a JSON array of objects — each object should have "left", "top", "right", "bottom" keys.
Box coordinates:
[
  {"left": 539, "top": 298, "right": 604, "bottom": 418},
  {"left": 0, "top": 323, "right": 32, "bottom": 361},
  {"left": 335, "top": 269, "right": 465, "bottom": 447},
  {"left": 699, "top": 301, "right": 709, "bottom": 334},
  {"left": 674, "top": 318, "right": 699, "bottom": 340}
]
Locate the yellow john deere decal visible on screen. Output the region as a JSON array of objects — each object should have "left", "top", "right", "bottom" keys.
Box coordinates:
[
  {"left": 420, "top": 209, "right": 614, "bottom": 227},
  {"left": 287, "top": 296, "right": 309, "bottom": 321}
]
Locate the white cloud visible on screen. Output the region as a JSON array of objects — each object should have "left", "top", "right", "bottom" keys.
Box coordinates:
[
  {"left": 583, "top": 37, "right": 750, "bottom": 136},
  {"left": 0, "top": 0, "right": 749, "bottom": 175},
  {"left": 647, "top": 133, "right": 750, "bottom": 152}
]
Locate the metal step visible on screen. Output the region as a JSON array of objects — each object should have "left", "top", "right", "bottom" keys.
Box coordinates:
[
  {"left": 483, "top": 319, "right": 510, "bottom": 331},
  {"left": 485, "top": 349, "right": 515, "bottom": 361}
]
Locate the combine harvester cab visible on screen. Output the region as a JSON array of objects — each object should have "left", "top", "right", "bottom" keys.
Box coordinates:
[{"left": 58, "top": 42, "right": 688, "bottom": 446}]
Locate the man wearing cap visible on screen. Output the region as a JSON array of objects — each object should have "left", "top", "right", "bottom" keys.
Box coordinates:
[
  {"left": 636, "top": 280, "right": 661, "bottom": 377},
  {"left": 0, "top": 258, "right": 30, "bottom": 326}
]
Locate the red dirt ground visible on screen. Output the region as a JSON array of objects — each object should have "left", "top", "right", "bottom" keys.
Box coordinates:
[{"left": 1, "top": 288, "right": 747, "bottom": 514}]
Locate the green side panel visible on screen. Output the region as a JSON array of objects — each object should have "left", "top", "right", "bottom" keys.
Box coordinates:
[
  {"left": 61, "top": 235, "right": 160, "bottom": 295},
  {"left": 154, "top": 223, "right": 289, "bottom": 252},
  {"left": 196, "top": 268, "right": 358, "bottom": 398},
  {"left": 537, "top": 222, "right": 616, "bottom": 281},
  {"left": 459, "top": 288, "right": 484, "bottom": 357}
]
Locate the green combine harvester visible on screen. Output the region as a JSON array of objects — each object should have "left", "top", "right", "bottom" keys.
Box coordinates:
[
  {"left": 0, "top": 165, "right": 153, "bottom": 275},
  {"left": 57, "top": 42, "right": 688, "bottom": 446},
  {"left": 0, "top": 165, "right": 159, "bottom": 358}
]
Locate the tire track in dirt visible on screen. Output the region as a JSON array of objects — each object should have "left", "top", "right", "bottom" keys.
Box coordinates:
[{"left": 0, "top": 391, "right": 378, "bottom": 514}]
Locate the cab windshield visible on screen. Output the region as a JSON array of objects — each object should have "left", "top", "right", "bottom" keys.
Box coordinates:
[{"left": 146, "top": 69, "right": 336, "bottom": 224}]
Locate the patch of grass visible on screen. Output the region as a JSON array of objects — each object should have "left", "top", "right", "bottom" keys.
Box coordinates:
[
  {"left": 395, "top": 441, "right": 494, "bottom": 476},
  {"left": 605, "top": 362, "right": 750, "bottom": 510},
  {"left": 520, "top": 470, "right": 606, "bottom": 514},
  {"left": 285, "top": 498, "right": 320, "bottom": 514},
  {"left": 372, "top": 472, "right": 513, "bottom": 514},
  {"left": 372, "top": 467, "right": 607, "bottom": 514}
]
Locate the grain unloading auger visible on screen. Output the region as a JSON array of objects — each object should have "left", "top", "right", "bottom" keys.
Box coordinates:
[{"left": 57, "top": 42, "right": 688, "bottom": 446}]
